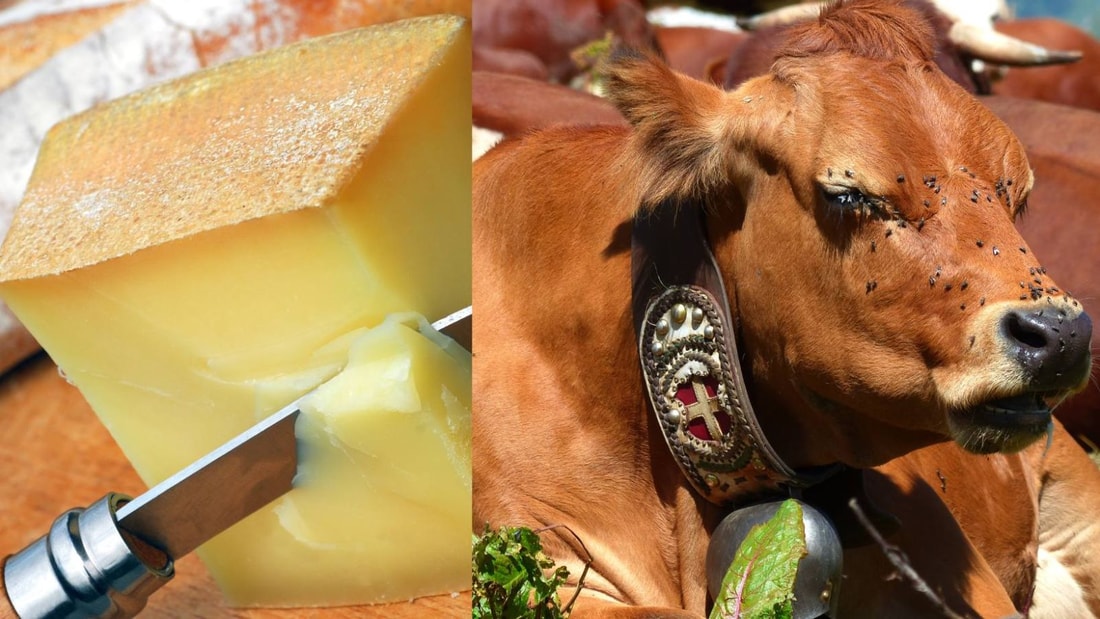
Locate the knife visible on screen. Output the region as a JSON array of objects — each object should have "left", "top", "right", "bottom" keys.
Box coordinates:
[{"left": 1, "top": 307, "right": 472, "bottom": 619}]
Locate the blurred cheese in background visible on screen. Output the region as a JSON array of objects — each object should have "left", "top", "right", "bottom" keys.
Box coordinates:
[
  {"left": 0, "top": 0, "right": 135, "bottom": 90},
  {"left": 0, "top": 0, "right": 471, "bottom": 375},
  {"left": 0, "top": 14, "right": 471, "bottom": 606}
]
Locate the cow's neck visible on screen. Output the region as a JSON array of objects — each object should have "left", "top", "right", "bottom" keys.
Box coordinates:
[{"left": 630, "top": 199, "right": 839, "bottom": 507}]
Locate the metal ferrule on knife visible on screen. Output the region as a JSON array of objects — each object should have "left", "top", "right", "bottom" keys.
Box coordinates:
[{"left": 3, "top": 494, "right": 172, "bottom": 619}]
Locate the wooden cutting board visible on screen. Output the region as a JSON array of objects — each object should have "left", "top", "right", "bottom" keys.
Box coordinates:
[{"left": 0, "top": 353, "right": 470, "bottom": 618}]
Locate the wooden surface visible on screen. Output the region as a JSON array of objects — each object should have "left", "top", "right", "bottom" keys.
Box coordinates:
[{"left": 0, "top": 353, "right": 470, "bottom": 618}]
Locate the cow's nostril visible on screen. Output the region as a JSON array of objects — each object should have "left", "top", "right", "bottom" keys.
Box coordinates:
[
  {"left": 1004, "top": 312, "right": 1048, "bottom": 349},
  {"left": 999, "top": 308, "right": 1092, "bottom": 390}
]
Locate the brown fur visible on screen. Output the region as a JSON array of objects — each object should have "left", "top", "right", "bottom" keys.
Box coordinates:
[
  {"left": 605, "top": 50, "right": 785, "bottom": 208},
  {"left": 473, "top": 1, "right": 1100, "bottom": 616},
  {"left": 723, "top": 0, "right": 979, "bottom": 92},
  {"left": 780, "top": 0, "right": 935, "bottom": 63}
]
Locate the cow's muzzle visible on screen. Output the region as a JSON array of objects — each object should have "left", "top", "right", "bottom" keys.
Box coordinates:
[
  {"left": 949, "top": 305, "right": 1092, "bottom": 454},
  {"left": 1000, "top": 307, "right": 1093, "bottom": 390}
]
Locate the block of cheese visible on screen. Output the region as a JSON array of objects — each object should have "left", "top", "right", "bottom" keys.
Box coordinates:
[
  {"left": 0, "top": 15, "right": 471, "bottom": 606},
  {"left": 0, "top": 0, "right": 472, "bottom": 378}
]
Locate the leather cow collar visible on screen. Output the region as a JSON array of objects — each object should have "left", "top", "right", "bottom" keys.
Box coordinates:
[{"left": 631, "top": 200, "right": 837, "bottom": 505}]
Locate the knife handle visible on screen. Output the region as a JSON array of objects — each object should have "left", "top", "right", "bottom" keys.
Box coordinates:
[{"left": 2, "top": 494, "right": 174, "bottom": 619}]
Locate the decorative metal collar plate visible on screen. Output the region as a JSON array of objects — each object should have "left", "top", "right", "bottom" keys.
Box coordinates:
[{"left": 639, "top": 285, "right": 794, "bottom": 503}]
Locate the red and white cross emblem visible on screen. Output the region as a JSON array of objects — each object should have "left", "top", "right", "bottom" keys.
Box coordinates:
[{"left": 675, "top": 376, "right": 731, "bottom": 441}]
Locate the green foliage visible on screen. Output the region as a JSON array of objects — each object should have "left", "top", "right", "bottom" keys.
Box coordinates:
[
  {"left": 472, "top": 525, "right": 572, "bottom": 619},
  {"left": 710, "top": 500, "right": 808, "bottom": 619},
  {"left": 569, "top": 31, "right": 616, "bottom": 94}
]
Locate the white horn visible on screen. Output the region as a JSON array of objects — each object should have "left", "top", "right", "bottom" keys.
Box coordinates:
[
  {"left": 737, "top": 2, "right": 824, "bottom": 31},
  {"left": 949, "top": 22, "right": 1082, "bottom": 66}
]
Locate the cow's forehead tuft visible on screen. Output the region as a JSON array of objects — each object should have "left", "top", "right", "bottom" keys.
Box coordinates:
[{"left": 778, "top": 0, "right": 935, "bottom": 65}]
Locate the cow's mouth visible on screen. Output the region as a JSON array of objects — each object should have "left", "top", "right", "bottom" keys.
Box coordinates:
[
  {"left": 972, "top": 393, "right": 1051, "bottom": 427},
  {"left": 948, "top": 392, "right": 1054, "bottom": 454}
]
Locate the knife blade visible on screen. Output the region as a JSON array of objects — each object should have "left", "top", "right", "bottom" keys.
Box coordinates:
[
  {"left": 114, "top": 396, "right": 302, "bottom": 560},
  {"left": 2, "top": 307, "right": 472, "bottom": 619}
]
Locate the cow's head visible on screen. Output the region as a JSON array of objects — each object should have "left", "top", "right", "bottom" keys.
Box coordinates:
[{"left": 608, "top": 0, "right": 1092, "bottom": 467}]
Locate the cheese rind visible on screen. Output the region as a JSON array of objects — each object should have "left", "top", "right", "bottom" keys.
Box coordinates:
[
  {"left": 0, "top": 14, "right": 470, "bottom": 282},
  {"left": 0, "top": 16, "right": 471, "bottom": 607}
]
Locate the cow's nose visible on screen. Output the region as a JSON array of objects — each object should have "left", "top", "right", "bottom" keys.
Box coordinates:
[{"left": 1001, "top": 308, "right": 1093, "bottom": 389}]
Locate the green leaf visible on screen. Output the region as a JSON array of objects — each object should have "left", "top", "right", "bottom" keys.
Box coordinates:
[
  {"left": 710, "top": 500, "right": 808, "bottom": 619},
  {"left": 472, "top": 525, "right": 572, "bottom": 619}
]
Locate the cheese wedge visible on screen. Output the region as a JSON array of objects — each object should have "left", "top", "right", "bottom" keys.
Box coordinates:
[{"left": 0, "top": 15, "right": 471, "bottom": 606}]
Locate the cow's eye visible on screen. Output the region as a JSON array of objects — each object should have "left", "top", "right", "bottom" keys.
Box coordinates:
[
  {"left": 1014, "top": 195, "right": 1029, "bottom": 220},
  {"left": 820, "top": 185, "right": 869, "bottom": 212}
]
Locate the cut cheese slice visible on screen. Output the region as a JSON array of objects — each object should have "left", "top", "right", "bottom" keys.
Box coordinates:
[
  {"left": 0, "top": 15, "right": 471, "bottom": 606},
  {"left": 210, "top": 314, "right": 471, "bottom": 605}
]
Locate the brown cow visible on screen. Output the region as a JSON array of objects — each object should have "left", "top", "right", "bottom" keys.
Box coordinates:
[
  {"left": 471, "top": 69, "right": 1100, "bottom": 455},
  {"left": 471, "top": 25, "right": 1100, "bottom": 619},
  {"left": 992, "top": 18, "right": 1100, "bottom": 111},
  {"left": 473, "top": 1, "right": 1100, "bottom": 617}
]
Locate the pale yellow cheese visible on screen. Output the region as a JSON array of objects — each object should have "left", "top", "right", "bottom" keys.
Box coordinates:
[
  {"left": 209, "top": 314, "right": 471, "bottom": 605},
  {"left": 0, "top": 15, "right": 471, "bottom": 606}
]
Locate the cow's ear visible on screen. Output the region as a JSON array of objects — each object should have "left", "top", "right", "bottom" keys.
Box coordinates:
[{"left": 606, "top": 50, "right": 785, "bottom": 209}]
